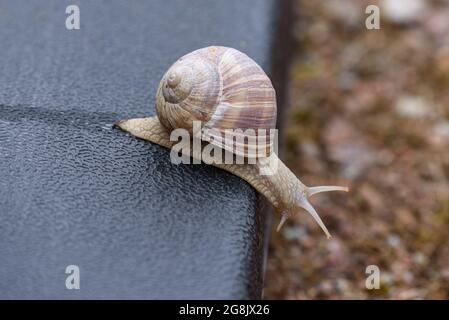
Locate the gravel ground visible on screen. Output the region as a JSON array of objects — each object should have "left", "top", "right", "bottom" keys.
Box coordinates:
[{"left": 265, "top": 0, "right": 449, "bottom": 299}]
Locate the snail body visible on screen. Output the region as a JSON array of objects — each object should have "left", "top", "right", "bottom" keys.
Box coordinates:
[{"left": 118, "top": 46, "right": 348, "bottom": 238}]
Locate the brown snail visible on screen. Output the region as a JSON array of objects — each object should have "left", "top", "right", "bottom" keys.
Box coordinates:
[{"left": 117, "top": 46, "right": 348, "bottom": 238}]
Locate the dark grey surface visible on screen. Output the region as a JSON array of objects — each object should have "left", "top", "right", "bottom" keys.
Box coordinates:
[{"left": 0, "top": 0, "right": 275, "bottom": 298}]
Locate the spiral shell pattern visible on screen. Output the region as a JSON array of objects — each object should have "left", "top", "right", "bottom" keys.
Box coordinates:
[{"left": 156, "top": 46, "right": 277, "bottom": 158}]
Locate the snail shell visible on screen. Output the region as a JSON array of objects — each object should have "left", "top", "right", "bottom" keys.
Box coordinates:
[{"left": 155, "top": 46, "right": 277, "bottom": 158}]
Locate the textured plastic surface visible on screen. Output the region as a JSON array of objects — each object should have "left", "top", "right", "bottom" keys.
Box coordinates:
[{"left": 0, "top": 0, "right": 274, "bottom": 299}]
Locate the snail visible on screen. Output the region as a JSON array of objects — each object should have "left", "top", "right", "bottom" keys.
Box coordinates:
[{"left": 117, "top": 46, "right": 348, "bottom": 238}]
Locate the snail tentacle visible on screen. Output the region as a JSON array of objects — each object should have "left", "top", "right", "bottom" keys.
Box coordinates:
[
  {"left": 276, "top": 213, "right": 290, "bottom": 232},
  {"left": 260, "top": 155, "right": 347, "bottom": 238},
  {"left": 309, "top": 186, "right": 349, "bottom": 196}
]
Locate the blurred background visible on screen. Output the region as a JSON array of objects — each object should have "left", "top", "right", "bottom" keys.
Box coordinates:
[{"left": 265, "top": 0, "right": 449, "bottom": 299}]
